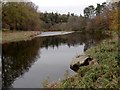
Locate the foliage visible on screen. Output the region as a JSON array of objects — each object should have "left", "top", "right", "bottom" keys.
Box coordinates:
[
  {"left": 2, "top": 1, "right": 41, "bottom": 31},
  {"left": 2, "top": 1, "right": 120, "bottom": 32},
  {"left": 39, "top": 1, "right": 120, "bottom": 32},
  {"left": 84, "top": 5, "right": 95, "bottom": 19},
  {"left": 39, "top": 12, "right": 71, "bottom": 30},
  {"left": 110, "top": 2, "right": 120, "bottom": 31}
]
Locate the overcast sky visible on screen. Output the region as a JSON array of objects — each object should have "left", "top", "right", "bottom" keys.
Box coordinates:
[{"left": 31, "top": 0, "right": 106, "bottom": 15}]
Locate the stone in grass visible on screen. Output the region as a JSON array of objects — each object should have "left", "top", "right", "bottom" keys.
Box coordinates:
[{"left": 70, "top": 54, "right": 93, "bottom": 72}]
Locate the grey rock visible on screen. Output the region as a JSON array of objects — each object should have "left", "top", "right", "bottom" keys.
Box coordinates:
[{"left": 70, "top": 54, "right": 93, "bottom": 72}]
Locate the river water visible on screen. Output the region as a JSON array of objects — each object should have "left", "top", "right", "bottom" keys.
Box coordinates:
[{"left": 2, "top": 31, "right": 108, "bottom": 88}]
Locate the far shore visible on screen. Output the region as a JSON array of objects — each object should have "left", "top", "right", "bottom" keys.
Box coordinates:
[
  {"left": 1, "top": 30, "right": 74, "bottom": 44},
  {"left": 1, "top": 30, "right": 41, "bottom": 44}
]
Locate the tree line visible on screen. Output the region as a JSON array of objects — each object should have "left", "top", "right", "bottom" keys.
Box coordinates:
[
  {"left": 40, "top": 2, "right": 120, "bottom": 32},
  {"left": 2, "top": 1, "right": 120, "bottom": 31}
]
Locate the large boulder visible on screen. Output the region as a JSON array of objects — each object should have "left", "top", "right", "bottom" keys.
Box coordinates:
[{"left": 70, "top": 54, "right": 93, "bottom": 72}]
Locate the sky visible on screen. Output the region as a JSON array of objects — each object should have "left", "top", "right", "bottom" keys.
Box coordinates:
[{"left": 31, "top": 0, "right": 106, "bottom": 15}]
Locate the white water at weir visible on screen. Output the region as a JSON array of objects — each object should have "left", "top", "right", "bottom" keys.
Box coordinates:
[{"left": 36, "top": 31, "right": 74, "bottom": 37}]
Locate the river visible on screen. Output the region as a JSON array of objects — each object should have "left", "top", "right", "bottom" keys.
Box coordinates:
[{"left": 2, "top": 31, "right": 108, "bottom": 88}]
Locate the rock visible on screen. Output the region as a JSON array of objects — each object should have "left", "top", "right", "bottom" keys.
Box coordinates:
[
  {"left": 89, "top": 59, "right": 98, "bottom": 66},
  {"left": 70, "top": 54, "right": 93, "bottom": 72}
]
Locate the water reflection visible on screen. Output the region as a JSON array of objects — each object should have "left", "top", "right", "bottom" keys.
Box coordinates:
[
  {"left": 41, "top": 31, "right": 107, "bottom": 51},
  {"left": 2, "top": 31, "right": 108, "bottom": 88},
  {"left": 2, "top": 39, "right": 42, "bottom": 88}
]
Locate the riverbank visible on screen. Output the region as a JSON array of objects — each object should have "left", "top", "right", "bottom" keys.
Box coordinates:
[
  {"left": 1, "top": 30, "right": 41, "bottom": 44},
  {"left": 47, "top": 31, "right": 119, "bottom": 88}
]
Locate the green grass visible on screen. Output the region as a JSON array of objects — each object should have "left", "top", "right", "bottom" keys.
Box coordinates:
[{"left": 48, "top": 31, "right": 119, "bottom": 88}]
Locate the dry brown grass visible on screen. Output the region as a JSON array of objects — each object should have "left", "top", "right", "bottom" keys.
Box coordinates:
[{"left": 2, "top": 31, "right": 41, "bottom": 44}]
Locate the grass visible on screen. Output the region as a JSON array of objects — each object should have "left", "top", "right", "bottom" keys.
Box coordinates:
[
  {"left": 1, "top": 30, "right": 41, "bottom": 44},
  {"left": 47, "top": 31, "right": 119, "bottom": 88}
]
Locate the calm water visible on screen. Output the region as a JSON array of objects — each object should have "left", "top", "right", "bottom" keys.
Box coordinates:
[{"left": 2, "top": 31, "right": 108, "bottom": 88}]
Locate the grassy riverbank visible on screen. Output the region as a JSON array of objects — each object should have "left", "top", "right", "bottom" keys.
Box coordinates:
[
  {"left": 47, "top": 31, "right": 119, "bottom": 88},
  {"left": 1, "top": 30, "right": 41, "bottom": 44}
]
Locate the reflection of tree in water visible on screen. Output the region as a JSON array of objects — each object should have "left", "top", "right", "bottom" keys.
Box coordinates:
[
  {"left": 2, "top": 39, "right": 42, "bottom": 88},
  {"left": 2, "top": 31, "right": 109, "bottom": 88},
  {"left": 83, "top": 31, "right": 109, "bottom": 51},
  {"left": 41, "top": 31, "right": 109, "bottom": 50}
]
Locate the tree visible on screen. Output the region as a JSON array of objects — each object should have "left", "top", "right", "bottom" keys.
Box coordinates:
[
  {"left": 2, "top": 2, "right": 42, "bottom": 31},
  {"left": 88, "top": 5, "right": 95, "bottom": 19},
  {"left": 95, "top": 3, "right": 105, "bottom": 16},
  {"left": 110, "top": 1, "right": 120, "bottom": 31},
  {"left": 84, "top": 5, "right": 95, "bottom": 19},
  {"left": 39, "top": 12, "right": 69, "bottom": 31},
  {"left": 84, "top": 7, "right": 90, "bottom": 18}
]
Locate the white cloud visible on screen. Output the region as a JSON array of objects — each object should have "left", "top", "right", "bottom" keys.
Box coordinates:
[
  {"left": 31, "top": 0, "right": 106, "bottom": 7},
  {"left": 31, "top": 0, "right": 106, "bottom": 15}
]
